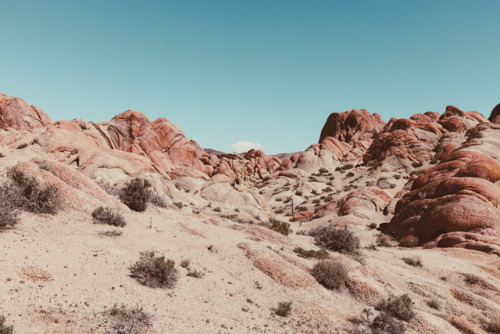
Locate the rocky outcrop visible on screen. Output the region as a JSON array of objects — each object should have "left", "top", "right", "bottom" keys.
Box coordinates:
[
  {"left": 384, "top": 148, "right": 500, "bottom": 245},
  {"left": 364, "top": 106, "right": 485, "bottom": 171},
  {"left": 319, "top": 109, "right": 385, "bottom": 144},
  {"left": 489, "top": 103, "right": 500, "bottom": 124},
  {"left": 0, "top": 93, "right": 52, "bottom": 130}
]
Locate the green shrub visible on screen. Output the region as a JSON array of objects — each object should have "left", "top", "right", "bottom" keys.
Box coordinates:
[
  {"left": 11, "top": 169, "right": 60, "bottom": 214},
  {"left": 368, "top": 223, "right": 378, "bottom": 230},
  {"left": 129, "top": 251, "right": 179, "bottom": 289},
  {"left": 311, "top": 259, "right": 349, "bottom": 290},
  {"left": 293, "top": 247, "right": 329, "bottom": 259},
  {"left": 92, "top": 207, "right": 126, "bottom": 227},
  {"left": 309, "top": 225, "right": 360, "bottom": 254},
  {"left": 119, "top": 178, "right": 152, "bottom": 212},
  {"left": 104, "top": 303, "right": 151, "bottom": 334},
  {"left": 376, "top": 294, "right": 415, "bottom": 321},
  {"left": 275, "top": 301, "right": 292, "bottom": 317},
  {"left": 269, "top": 220, "right": 290, "bottom": 236}
]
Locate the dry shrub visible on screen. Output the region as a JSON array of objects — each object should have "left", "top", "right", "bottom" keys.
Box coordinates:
[
  {"left": 10, "top": 170, "right": 60, "bottom": 214},
  {"left": 104, "top": 303, "right": 151, "bottom": 334},
  {"left": 293, "top": 247, "right": 329, "bottom": 260},
  {"left": 99, "top": 230, "right": 123, "bottom": 237},
  {"left": 0, "top": 315, "right": 13, "bottom": 334},
  {"left": 402, "top": 256, "right": 422, "bottom": 267},
  {"left": 269, "top": 220, "right": 290, "bottom": 236},
  {"left": 370, "top": 312, "right": 406, "bottom": 333},
  {"left": 376, "top": 233, "right": 394, "bottom": 247},
  {"left": 92, "top": 206, "right": 126, "bottom": 227},
  {"left": 399, "top": 235, "right": 419, "bottom": 247},
  {"left": 274, "top": 301, "right": 292, "bottom": 317},
  {"left": 311, "top": 259, "right": 348, "bottom": 290},
  {"left": 129, "top": 251, "right": 178, "bottom": 289},
  {"left": 0, "top": 181, "right": 21, "bottom": 230},
  {"left": 150, "top": 193, "right": 168, "bottom": 208},
  {"left": 310, "top": 225, "right": 360, "bottom": 254},
  {"left": 119, "top": 178, "right": 152, "bottom": 212},
  {"left": 352, "top": 308, "right": 406, "bottom": 334},
  {"left": 376, "top": 294, "right": 415, "bottom": 321},
  {"left": 487, "top": 317, "right": 500, "bottom": 333}
]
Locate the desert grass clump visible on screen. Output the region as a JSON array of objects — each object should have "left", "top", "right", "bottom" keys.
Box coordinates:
[
  {"left": 376, "top": 294, "right": 415, "bottom": 321},
  {"left": 129, "top": 251, "right": 179, "bottom": 289},
  {"left": 310, "top": 225, "right": 360, "bottom": 255},
  {"left": 269, "top": 220, "right": 291, "bottom": 236},
  {"left": 92, "top": 207, "right": 126, "bottom": 227},
  {"left": 119, "top": 178, "right": 152, "bottom": 212},
  {"left": 274, "top": 301, "right": 292, "bottom": 317},
  {"left": 293, "top": 247, "right": 329, "bottom": 260},
  {"left": 10, "top": 169, "right": 61, "bottom": 214},
  {"left": 104, "top": 303, "right": 151, "bottom": 334},
  {"left": 311, "top": 259, "right": 349, "bottom": 290}
]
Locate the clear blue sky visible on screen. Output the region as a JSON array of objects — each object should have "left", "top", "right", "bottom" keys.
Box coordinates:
[{"left": 1, "top": 0, "right": 499, "bottom": 154}]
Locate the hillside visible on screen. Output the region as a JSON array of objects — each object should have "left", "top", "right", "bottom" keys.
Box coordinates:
[{"left": 0, "top": 93, "right": 499, "bottom": 333}]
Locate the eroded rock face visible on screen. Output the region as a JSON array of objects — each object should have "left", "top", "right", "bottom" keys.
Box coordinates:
[
  {"left": 384, "top": 149, "right": 500, "bottom": 245},
  {"left": 319, "top": 109, "right": 385, "bottom": 144},
  {"left": 0, "top": 93, "right": 53, "bottom": 130}
]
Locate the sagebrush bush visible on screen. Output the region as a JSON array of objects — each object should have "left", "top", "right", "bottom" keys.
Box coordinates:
[
  {"left": 0, "top": 181, "right": 21, "bottom": 230},
  {"left": 0, "top": 315, "right": 13, "bottom": 334},
  {"left": 376, "top": 294, "right": 415, "bottom": 321},
  {"left": 269, "top": 220, "right": 290, "bottom": 236},
  {"left": 92, "top": 207, "right": 126, "bottom": 227},
  {"left": 11, "top": 169, "right": 60, "bottom": 214},
  {"left": 402, "top": 256, "right": 422, "bottom": 267},
  {"left": 309, "top": 225, "right": 360, "bottom": 254},
  {"left": 311, "top": 259, "right": 348, "bottom": 290},
  {"left": 119, "top": 178, "right": 152, "bottom": 212},
  {"left": 130, "top": 251, "right": 179, "bottom": 288},
  {"left": 105, "top": 303, "right": 151, "bottom": 334},
  {"left": 275, "top": 301, "right": 292, "bottom": 317},
  {"left": 370, "top": 312, "right": 406, "bottom": 334},
  {"left": 293, "top": 247, "right": 329, "bottom": 260}
]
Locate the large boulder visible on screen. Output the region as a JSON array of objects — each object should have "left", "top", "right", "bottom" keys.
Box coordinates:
[{"left": 384, "top": 149, "right": 500, "bottom": 245}]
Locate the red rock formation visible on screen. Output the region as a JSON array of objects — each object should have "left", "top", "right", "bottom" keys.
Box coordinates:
[
  {"left": 489, "top": 103, "right": 500, "bottom": 124},
  {"left": 385, "top": 149, "right": 500, "bottom": 245},
  {"left": 319, "top": 109, "right": 385, "bottom": 144},
  {"left": 0, "top": 93, "right": 52, "bottom": 130},
  {"left": 364, "top": 106, "right": 485, "bottom": 170}
]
